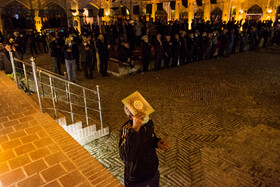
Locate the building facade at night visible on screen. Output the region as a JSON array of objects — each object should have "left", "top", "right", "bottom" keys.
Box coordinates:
[{"left": 0, "top": 0, "right": 280, "bottom": 33}]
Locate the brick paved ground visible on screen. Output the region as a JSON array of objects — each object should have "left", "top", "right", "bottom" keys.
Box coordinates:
[
  {"left": 29, "top": 46, "right": 280, "bottom": 186},
  {"left": 0, "top": 72, "right": 122, "bottom": 186}
]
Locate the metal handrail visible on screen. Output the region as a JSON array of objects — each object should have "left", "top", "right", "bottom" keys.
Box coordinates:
[
  {"left": 10, "top": 53, "right": 103, "bottom": 128},
  {"left": 14, "top": 58, "right": 32, "bottom": 65},
  {"left": 43, "top": 108, "right": 100, "bottom": 123},
  {"left": 37, "top": 68, "right": 98, "bottom": 94},
  {"left": 38, "top": 82, "right": 100, "bottom": 103},
  {"left": 14, "top": 58, "right": 97, "bottom": 94}
]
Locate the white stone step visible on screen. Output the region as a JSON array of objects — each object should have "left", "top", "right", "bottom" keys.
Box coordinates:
[
  {"left": 77, "top": 125, "right": 97, "bottom": 139},
  {"left": 56, "top": 116, "right": 67, "bottom": 126},
  {"left": 64, "top": 121, "right": 83, "bottom": 134},
  {"left": 77, "top": 127, "right": 110, "bottom": 145}
]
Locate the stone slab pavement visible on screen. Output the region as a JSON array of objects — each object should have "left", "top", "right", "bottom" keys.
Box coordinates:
[{"left": 30, "top": 46, "right": 280, "bottom": 186}]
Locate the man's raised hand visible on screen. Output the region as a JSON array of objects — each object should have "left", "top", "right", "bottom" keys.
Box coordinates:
[{"left": 132, "top": 113, "right": 145, "bottom": 132}]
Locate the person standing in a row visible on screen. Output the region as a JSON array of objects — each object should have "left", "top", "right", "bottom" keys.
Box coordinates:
[
  {"left": 64, "top": 37, "right": 76, "bottom": 82},
  {"left": 49, "top": 35, "right": 62, "bottom": 75},
  {"left": 163, "top": 35, "right": 172, "bottom": 68},
  {"left": 141, "top": 35, "right": 151, "bottom": 73},
  {"left": 96, "top": 34, "right": 109, "bottom": 77},
  {"left": 154, "top": 34, "right": 163, "bottom": 70}
]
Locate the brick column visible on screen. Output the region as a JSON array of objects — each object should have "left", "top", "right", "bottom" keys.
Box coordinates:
[
  {"left": 174, "top": 0, "right": 180, "bottom": 20},
  {"left": 34, "top": 10, "right": 43, "bottom": 32},
  {"left": 204, "top": 2, "right": 211, "bottom": 21},
  {"left": 222, "top": 0, "right": 231, "bottom": 22},
  {"left": 151, "top": 3, "right": 156, "bottom": 20},
  {"left": 188, "top": 1, "right": 194, "bottom": 30}
]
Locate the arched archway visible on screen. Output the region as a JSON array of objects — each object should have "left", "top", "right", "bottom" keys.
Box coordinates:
[
  {"left": 82, "top": 4, "right": 99, "bottom": 25},
  {"left": 41, "top": 2, "right": 67, "bottom": 29},
  {"left": 1, "top": 1, "right": 34, "bottom": 32},
  {"left": 112, "top": 5, "right": 130, "bottom": 20},
  {"left": 247, "top": 5, "right": 263, "bottom": 14},
  {"left": 155, "top": 10, "right": 167, "bottom": 21},
  {"left": 195, "top": 8, "right": 204, "bottom": 19},
  {"left": 211, "top": 7, "right": 222, "bottom": 21},
  {"left": 246, "top": 5, "right": 263, "bottom": 21}
]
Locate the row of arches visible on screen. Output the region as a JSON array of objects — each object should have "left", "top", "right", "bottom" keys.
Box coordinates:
[
  {"left": 106, "top": 4, "right": 270, "bottom": 21},
  {"left": 1, "top": 1, "right": 67, "bottom": 31},
  {"left": 1, "top": 1, "right": 280, "bottom": 33}
]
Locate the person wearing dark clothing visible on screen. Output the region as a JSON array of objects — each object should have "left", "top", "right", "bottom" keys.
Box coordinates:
[
  {"left": 18, "top": 33, "right": 26, "bottom": 55},
  {"left": 96, "top": 34, "right": 109, "bottom": 77},
  {"left": 232, "top": 30, "right": 241, "bottom": 53},
  {"left": 227, "top": 29, "right": 234, "bottom": 55},
  {"left": 0, "top": 44, "right": 13, "bottom": 74},
  {"left": 41, "top": 31, "right": 48, "bottom": 53},
  {"left": 205, "top": 33, "right": 213, "bottom": 60},
  {"left": 127, "top": 21, "right": 136, "bottom": 51},
  {"left": 171, "top": 34, "right": 181, "bottom": 67},
  {"left": 72, "top": 34, "right": 81, "bottom": 70},
  {"left": 87, "top": 35, "right": 97, "bottom": 70},
  {"left": 11, "top": 44, "right": 23, "bottom": 72},
  {"left": 83, "top": 44, "right": 94, "bottom": 79},
  {"left": 64, "top": 37, "right": 76, "bottom": 82},
  {"left": 219, "top": 29, "right": 230, "bottom": 56},
  {"left": 141, "top": 35, "right": 151, "bottom": 73},
  {"left": 249, "top": 27, "right": 260, "bottom": 51},
  {"left": 54, "top": 34, "right": 64, "bottom": 66},
  {"left": 200, "top": 32, "right": 209, "bottom": 60},
  {"left": 193, "top": 33, "right": 200, "bottom": 62},
  {"left": 154, "top": 34, "right": 163, "bottom": 70},
  {"left": 187, "top": 33, "right": 195, "bottom": 62},
  {"left": 49, "top": 36, "right": 62, "bottom": 74},
  {"left": 180, "top": 31, "right": 188, "bottom": 65},
  {"left": 119, "top": 106, "right": 169, "bottom": 187},
  {"left": 27, "top": 32, "right": 38, "bottom": 56},
  {"left": 210, "top": 31, "right": 219, "bottom": 58},
  {"left": 118, "top": 42, "right": 135, "bottom": 71},
  {"left": 163, "top": 35, "right": 172, "bottom": 68},
  {"left": 34, "top": 31, "right": 41, "bottom": 54}
]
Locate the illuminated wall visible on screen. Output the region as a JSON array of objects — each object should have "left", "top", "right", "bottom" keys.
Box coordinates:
[{"left": 0, "top": 0, "right": 279, "bottom": 33}]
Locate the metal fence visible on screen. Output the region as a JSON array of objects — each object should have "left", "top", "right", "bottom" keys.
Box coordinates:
[{"left": 9, "top": 51, "right": 103, "bottom": 129}]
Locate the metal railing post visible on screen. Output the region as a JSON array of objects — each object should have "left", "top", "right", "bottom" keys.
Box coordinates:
[
  {"left": 39, "top": 70, "right": 44, "bottom": 97},
  {"left": 31, "top": 58, "right": 43, "bottom": 113},
  {"left": 65, "top": 82, "right": 69, "bottom": 102},
  {"left": 22, "top": 64, "right": 30, "bottom": 94},
  {"left": 68, "top": 83, "right": 74, "bottom": 123},
  {"left": 49, "top": 76, "right": 57, "bottom": 118},
  {"left": 52, "top": 78, "right": 57, "bottom": 102},
  {"left": 9, "top": 51, "right": 19, "bottom": 88},
  {"left": 83, "top": 88, "right": 89, "bottom": 126},
  {"left": 96, "top": 85, "right": 103, "bottom": 129}
]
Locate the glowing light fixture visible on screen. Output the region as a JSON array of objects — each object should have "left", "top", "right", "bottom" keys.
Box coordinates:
[
  {"left": 267, "top": 9, "right": 272, "bottom": 14},
  {"left": 72, "top": 11, "right": 78, "bottom": 16},
  {"left": 105, "top": 9, "right": 109, "bottom": 16}
]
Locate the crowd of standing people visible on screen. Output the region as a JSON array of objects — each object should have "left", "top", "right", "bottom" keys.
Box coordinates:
[{"left": 1, "top": 17, "right": 280, "bottom": 81}]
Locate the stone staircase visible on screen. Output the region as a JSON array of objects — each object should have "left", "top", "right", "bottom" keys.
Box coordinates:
[{"left": 56, "top": 116, "right": 109, "bottom": 145}]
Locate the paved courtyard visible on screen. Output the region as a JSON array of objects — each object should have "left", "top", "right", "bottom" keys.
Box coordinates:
[{"left": 34, "top": 46, "right": 280, "bottom": 186}]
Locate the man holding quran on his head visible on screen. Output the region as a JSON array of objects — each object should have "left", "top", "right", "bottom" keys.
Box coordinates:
[{"left": 119, "top": 91, "right": 170, "bottom": 187}]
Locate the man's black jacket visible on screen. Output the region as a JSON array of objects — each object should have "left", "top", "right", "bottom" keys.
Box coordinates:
[{"left": 119, "top": 120, "right": 160, "bottom": 186}]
